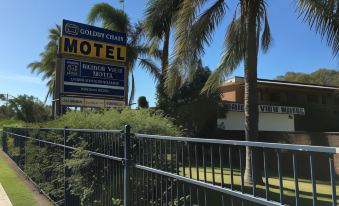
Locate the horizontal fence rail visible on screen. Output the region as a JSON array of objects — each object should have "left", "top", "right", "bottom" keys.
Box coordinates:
[{"left": 1, "top": 127, "right": 338, "bottom": 206}]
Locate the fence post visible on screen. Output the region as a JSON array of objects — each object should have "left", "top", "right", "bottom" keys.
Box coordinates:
[
  {"left": 63, "top": 127, "right": 68, "bottom": 206},
  {"left": 124, "top": 125, "right": 131, "bottom": 206},
  {"left": 2, "top": 127, "right": 7, "bottom": 153}
]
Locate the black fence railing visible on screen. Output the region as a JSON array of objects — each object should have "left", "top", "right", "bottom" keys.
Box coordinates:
[{"left": 1, "top": 127, "right": 338, "bottom": 206}]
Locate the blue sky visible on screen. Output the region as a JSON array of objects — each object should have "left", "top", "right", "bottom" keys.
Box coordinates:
[{"left": 0, "top": 0, "right": 337, "bottom": 106}]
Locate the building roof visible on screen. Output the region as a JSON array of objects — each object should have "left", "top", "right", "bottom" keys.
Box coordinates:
[{"left": 223, "top": 76, "right": 339, "bottom": 90}]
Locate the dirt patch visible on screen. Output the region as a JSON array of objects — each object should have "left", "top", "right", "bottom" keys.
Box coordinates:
[{"left": 0, "top": 150, "right": 53, "bottom": 206}]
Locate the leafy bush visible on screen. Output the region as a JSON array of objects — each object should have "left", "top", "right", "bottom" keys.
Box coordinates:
[
  {"left": 14, "top": 108, "right": 181, "bottom": 205},
  {"left": 41, "top": 108, "right": 181, "bottom": 136}
]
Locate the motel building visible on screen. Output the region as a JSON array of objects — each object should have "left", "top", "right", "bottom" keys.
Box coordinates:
[{"left": 217, "top": 76, "right": 339, "bottom": 132}]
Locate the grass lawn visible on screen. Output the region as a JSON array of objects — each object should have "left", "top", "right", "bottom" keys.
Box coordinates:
[
  {"left": 0, "top": 153, "right": 37, "bottom": 206},
  {"left": 180, "top": 167, "right": 339, "bottom": 206}
]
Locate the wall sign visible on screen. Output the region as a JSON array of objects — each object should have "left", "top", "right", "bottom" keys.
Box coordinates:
[
  {"left": 222, "top": 102, "right": 305, "bottom": 115},
  {"left": 62, "top": 58, "right": 125, "bottom": 98}
]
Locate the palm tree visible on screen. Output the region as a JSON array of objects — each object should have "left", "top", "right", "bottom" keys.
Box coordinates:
[
  {"left": 88, "top": 3, "right": 162, "bottom": 105},
  {"left": 28, "top": 25, "right": 60, "bottom": 103},
  {"left": 166, "top": 0, "right": 270, "bottom": 184},
  {"left": 297, "top": 0, "right": 338, "bottom": 57},
  {"left": 166, "top": 0, "right": 337, "bottom": 184},
  {"left": 143, "top": 0, "right": 182, "bottom": 109}
]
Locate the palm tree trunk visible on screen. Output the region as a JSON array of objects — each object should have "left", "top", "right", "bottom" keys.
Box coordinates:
[{"left": 243, "top": 2, "right": 261, "bottom": 185}]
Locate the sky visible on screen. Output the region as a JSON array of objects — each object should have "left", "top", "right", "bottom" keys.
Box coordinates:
[{"left": 0, "top": 0, "right": 337, "bottom": 107}]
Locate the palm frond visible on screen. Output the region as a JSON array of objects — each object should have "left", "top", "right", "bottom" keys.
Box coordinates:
[
  {"left": 261, "top": 11, "right": 272, "bottom": 53},
  {"left": 201, "top": 16, "right": 245, "bottom": 94},
  {"left": 139, "top": 59, "right": 161, "bottom": 81},
  {"left": 164, "top": 64, "right": 182, "bottom": 97},
  {"left": 173, "top": 0, "right": 206, "bottom": 59},
  {"left": 297, "top": 0, "right": 339, "bottom": 56},
  {"left": 190, "top": 0, "right": 227, "bottom": 55},
  {"left": 87, "top": 3, "right": 130, "bottom": 33}
]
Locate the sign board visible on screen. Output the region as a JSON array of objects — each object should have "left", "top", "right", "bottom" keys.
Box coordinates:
[
  {"left": 60, "top": 36, "right": 126, "bottom": 62},
  {"left": 62, "top": 58, "right": 125, "bottom": 98},
  {"left": 222, "top": 102, "right": 305, "bottom": 115},
  {"left": 55, "top": 19, "right": 127, "bottom": 116},
  {"left": 62, "top": 19, "right": 126, "bottom": 45},
  {"left": 61, "top": 96, "right": 124, "bottom": 108}
]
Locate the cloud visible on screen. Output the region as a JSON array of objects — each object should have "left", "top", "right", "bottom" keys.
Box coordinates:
[{"left": 0, "top": 72, "right": 46, "bottom": 85}]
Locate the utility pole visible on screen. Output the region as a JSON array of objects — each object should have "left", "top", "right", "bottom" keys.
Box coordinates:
[{"left": 119, "top": 0, "right": 125, "bottom": 11}]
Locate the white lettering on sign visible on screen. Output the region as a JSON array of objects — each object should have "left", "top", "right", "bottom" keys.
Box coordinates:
[{"left": 222, "top": 102, "right": 305, "bottom": 115}]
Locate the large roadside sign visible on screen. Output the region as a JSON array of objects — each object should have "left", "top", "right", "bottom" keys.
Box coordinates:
[
  {"left": 54, "top": 19, "right": 128, "bottom": 114},
  {"left": 62, "top": 58, "right": 125, "bottom": 98}
]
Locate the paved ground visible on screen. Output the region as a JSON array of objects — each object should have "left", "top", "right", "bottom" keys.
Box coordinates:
[
  {"left": 0, "top": 151, "right": 52, "bottom": 206},
  {"left": 0, "top": 183, "right": 13, "bottom": 206}
]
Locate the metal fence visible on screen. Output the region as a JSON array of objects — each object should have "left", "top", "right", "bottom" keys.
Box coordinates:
[{"left": 1, "top": 126, "right": 338, "bottom": 206}]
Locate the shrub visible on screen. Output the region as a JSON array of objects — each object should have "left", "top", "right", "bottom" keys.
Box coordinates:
[{"left": 41, "top": 108, "right": 181, "bottom": 136}]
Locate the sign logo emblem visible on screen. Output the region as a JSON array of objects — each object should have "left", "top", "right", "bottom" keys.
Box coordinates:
[{"left": 64, "top": 23, "right": 79, "bottom": 35}]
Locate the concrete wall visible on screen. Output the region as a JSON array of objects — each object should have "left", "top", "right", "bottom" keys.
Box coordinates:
[{"left": 217, "top": 111, "right": 295, "bottom": 131}]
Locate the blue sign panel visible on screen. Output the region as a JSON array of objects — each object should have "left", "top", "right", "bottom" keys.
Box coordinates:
[
  {"left": 63, "top": 59, "right": 125, "bottom": 97},
  {"left": 62, "top": 19, "right": 127, "bottom": 46}
]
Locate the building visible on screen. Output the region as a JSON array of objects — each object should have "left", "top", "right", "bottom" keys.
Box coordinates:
[{"left": 218, "top": 76, "right": 339, "bottom": 132}]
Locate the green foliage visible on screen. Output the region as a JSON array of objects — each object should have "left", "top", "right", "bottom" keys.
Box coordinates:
[
  {"left": 158, "top": 61, "right": 220, "bottom": 137},
  {"left": 297, "top": 0, "right": 339, "bottom": 57},
  {"left": 8, "top": 95, "right": 51, "bottom": 122},
  {"left": 66, "top": 144, "right": 99, "bottom": 206},
  {"left": 41, "top": 108, "right": 180, "bottom": 136},
  {"left": 137, "top": 96, "right": 149, "bottom": 109},
  {"left": 112, "top": 198, "right": 123, "bottom": 206},
  {"left": 0, "top": 105, "right": 15, "bottom": 120},
  {"left": 24, "top": 131, "right": 64, "bottom": 201},
  {"left": 27, "top": 25, "right": 60, "bottom": 102},
  {"left": 0, "top": 119, "right": 24, "bottom": 130},
  {"left": 88, "top": 3, "right": 161, "bottom": 105},
  {"left": 276, "top": 69, "right": 339, "bottom": 86}
]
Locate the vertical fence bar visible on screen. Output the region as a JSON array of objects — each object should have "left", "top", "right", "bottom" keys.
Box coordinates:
[
  {"left": 219, "top": 145, "right": 225, "bottom": 206},
  {"left": 63, "top": 127, "right": 67, "bottom": 206},
  {"left": 251, "top": 148, "right": 256, "bottom": 197},
  {"left": 229, "top": 146, "right": 234, "bottom": 190},
  {"left": 195, "top": 143, "right": 200, "bottom": 206},
  {"left": 329, "top": 155, "right": 337, "bottom": 206},
  {"left": 309, "top": 153, "right": 317, "bottom": 206},
  {"left": 277, "top": 151, "right": 284, "bottom": 204},
  {"left": 239, "top": 147, "right": 244, "bottom": 193},
  {"left": 293, "top": 152, "right": 300, "bottom": 206},
  {"left": 263, "top": 149, "right": 269, "bottom": 200},
  {"left": 124, "top": 125, "right": 131, "bottom": 206}
]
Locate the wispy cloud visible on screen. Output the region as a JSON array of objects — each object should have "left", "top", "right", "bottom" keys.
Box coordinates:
[{"left": 0, "top": 72, "right": 46, "bottom": 85}]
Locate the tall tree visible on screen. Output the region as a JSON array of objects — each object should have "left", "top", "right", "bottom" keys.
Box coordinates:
[
  {"left": 88, "top": 3, "right": 161, "bottom": 105},
  {"left": 166, "top": 0, "right": 271, "bottom": 184},
  {"left": 28, "top": 25, "right": 60, "bottom": 103},
  {"left": 143, "top": 0, "right": 181, "bottom": 110},
  {"left": 277, "top": 69, "right": 339, "bottom": 86}
]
